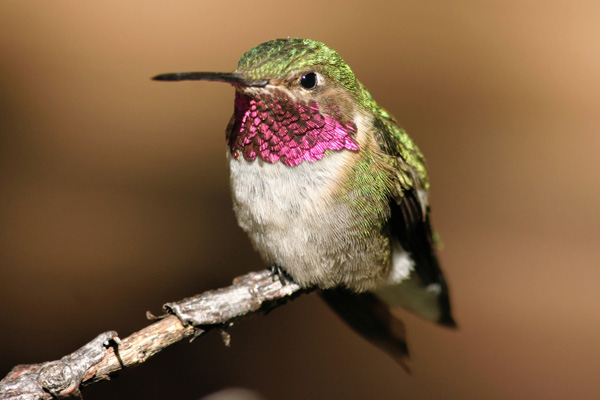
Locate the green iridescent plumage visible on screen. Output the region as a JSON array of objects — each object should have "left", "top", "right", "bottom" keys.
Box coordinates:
[{"left": 238, "top": 38, "right": 358, "bottom": 93}]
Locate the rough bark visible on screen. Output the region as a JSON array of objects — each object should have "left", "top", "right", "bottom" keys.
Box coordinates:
[{"left": 0, "top": 268, "right": 307, "bottom": 400}]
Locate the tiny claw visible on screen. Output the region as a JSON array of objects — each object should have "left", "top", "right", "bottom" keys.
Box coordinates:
[{"left": 270, "top": 264, "right": 295, "bottom": 286}]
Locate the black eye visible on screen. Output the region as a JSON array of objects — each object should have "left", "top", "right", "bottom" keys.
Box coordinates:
[{"left": 300, "top": 72, "right": 318, "bottom": 90}]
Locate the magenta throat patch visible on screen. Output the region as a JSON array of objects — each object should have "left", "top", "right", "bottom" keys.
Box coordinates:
[{"left": 228, "top": 91, "right": 360, "bottom": 167}]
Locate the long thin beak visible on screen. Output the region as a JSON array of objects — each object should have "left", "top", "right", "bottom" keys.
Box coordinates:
[{"left": 152, "top": 72, "right": 268, "bottom": 87}]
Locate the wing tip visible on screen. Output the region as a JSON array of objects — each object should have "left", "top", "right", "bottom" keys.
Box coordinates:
[
  {"left": 438, "top": 313, "right": 458, "bottom": 329},
  {"left": 437, "top": 288, "right": 458, "bottom": 328}
]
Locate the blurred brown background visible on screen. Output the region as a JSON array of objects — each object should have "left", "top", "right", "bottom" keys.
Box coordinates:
[{"left": 1, "top": 1, "right": 599, "bottom": 399}]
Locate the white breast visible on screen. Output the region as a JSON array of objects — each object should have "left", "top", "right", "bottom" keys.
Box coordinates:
[
  {"left": 228, "top": 150, "right": 361, "bottom": 287},
  {"left": 228, "top": 149, "right": 354, "bottom": 233}
]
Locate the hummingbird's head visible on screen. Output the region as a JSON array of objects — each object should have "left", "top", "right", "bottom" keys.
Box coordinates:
[
  {"left": 235, "top": 38, "right": 359, "bottom": 99},
  {"left": 154, "top": 38, "right": 374, "bottom": 166}
]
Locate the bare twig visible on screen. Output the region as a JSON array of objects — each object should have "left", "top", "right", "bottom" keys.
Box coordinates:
[{"left": 0, "top": 268, "right": 308, "bottom": 399}]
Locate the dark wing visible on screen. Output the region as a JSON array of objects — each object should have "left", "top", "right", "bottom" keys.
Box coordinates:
[
  {"left": 389, "top": 188, "right": 456, "bottom": 327},
  {"left": 372, "top": 114, "right": 456, "bottom": 326}
]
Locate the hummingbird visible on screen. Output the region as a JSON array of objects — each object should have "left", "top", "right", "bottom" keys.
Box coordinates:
[{"left": 154, "top": 38, "right": 456, "bottom": 370}]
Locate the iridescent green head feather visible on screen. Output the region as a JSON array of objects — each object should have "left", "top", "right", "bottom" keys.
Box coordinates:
[{"left": 237, "top": 38, "right": 363, "bottom": 101}]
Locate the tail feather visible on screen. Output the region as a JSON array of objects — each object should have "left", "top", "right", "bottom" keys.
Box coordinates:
[{"left": 320, "top": 288, "right": 412, "bottom": 372}]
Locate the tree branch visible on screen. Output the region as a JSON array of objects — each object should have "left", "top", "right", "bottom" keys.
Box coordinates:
[{"left": 0, "top": 268, "right": 308, "bottom": 399}]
